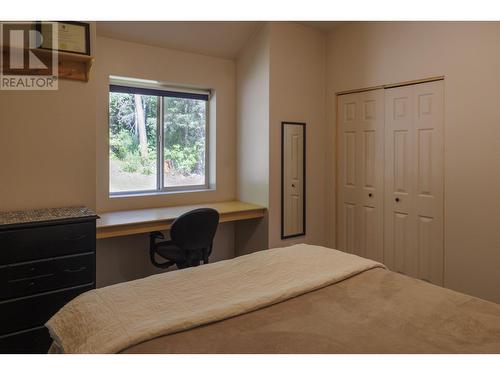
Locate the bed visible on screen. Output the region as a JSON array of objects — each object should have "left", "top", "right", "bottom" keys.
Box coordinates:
[{"left": 46, "top": 244, "right": 500, "bottom": 354}]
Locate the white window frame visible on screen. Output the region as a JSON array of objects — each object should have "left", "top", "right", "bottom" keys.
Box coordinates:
[{"left": 108, "top": 77, "right": 211, "bottom": 196}]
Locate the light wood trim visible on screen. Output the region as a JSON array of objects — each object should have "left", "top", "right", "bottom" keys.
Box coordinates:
[
  {"left": 2, "top": 20, "right": 94, "bottom": 81},
  {"left": 33, "top": 49, "right": 94, "bottom": 82},
  {"left": 336, "top": 76, "right": 444, "bottom": 96},
  {"left": 383, "top": 75, "right": 444, "bottom": 89},
  {"left": 96, "top": 201, "right": 266, "bottom": 239},
  {"left": 336, "top": 84, "right": 384, "bottom": 96}
]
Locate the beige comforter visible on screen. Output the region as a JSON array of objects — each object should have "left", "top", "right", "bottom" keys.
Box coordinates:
[
  {"left": 123, "top": 267, "right": 500, "bottom": 354},
  {"left": 46, "top": 244, "right": 383, "bottom": 353}
]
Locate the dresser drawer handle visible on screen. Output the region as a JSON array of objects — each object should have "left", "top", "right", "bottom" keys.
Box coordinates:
[
  {"left": 8, "top": 273, "right": 54, "bottom": 283},
  {"left": 64, "top": 234, "right": 87, "bottom": 241},
  {"left": 64, "top": 266, "right": 87, "bottom": 273}
]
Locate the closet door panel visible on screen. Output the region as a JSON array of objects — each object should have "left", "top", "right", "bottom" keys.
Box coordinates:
[
  {"left": 358, "top": 91, "right": 384, "bottom": 262},
  {"left": 361, "top": 205, "right": 377, "bottom": 260},
  {"left": 393, "top": 211, "right": 413, "bottom": 274},
  {"left": 338, "top": 81, "right": 444, "bottom": 285},
  {"left": 384, "top": 81, "right": 444, "bottom": 284},
  {"left": 338, "top": 94, "right": 360, "bottom": 255},
  {"left": 338, "top": 90, "right": 384, "bottom": 262},
  {"left": 343, "top": 203, "right": 357, "bottom": 254},
  {"left": 343, "top": 130, "right": 358, "bottom": 202},
  {"left": 384, "top": 86, "right": 416, "bottom": 274},
  {"left": 414, "top": 81, "right": 444, "bottom": 285}
]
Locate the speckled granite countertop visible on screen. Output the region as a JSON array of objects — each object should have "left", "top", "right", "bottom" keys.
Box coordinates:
[{"left": 0, "top": 206, "right": 98, "bottom": 227}]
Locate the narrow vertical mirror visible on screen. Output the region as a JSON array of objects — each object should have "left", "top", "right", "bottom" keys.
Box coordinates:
[{"left": 281, "top": 122, "right": 306, "bottom": 239}]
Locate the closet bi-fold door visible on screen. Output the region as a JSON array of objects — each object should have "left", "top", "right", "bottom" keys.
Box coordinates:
[
  {"left": 384, "top": 81, "right": 444, "bottom": 285},
  {"left": 337, "top": 89, "right": 384, "bottom": 262}
]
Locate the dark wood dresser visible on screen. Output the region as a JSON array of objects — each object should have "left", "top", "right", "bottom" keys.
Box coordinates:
[{"left": 0, "top": 207, "right": 98, "bottom": 353}]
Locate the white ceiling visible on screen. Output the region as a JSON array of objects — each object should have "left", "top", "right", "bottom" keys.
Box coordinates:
[
  {"left": 96, "top": 21, "right": 346, "bottom": 59},
  {"left": 97, "top": 21, "right": 264, "bottom": 59}
]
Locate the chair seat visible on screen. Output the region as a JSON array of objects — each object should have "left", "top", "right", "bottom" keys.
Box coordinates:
[{"left": 155, "top": 242, "right": 186, "bottom": 263}]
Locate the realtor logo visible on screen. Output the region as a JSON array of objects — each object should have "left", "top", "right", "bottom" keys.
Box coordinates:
[{"left": 0, "top": 22, "right": 58, "bottom": 90}]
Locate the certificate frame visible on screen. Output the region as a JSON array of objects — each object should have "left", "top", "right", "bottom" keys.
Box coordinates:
[{"left": 36, "top": 21, "right": 91, "bottom": 56}]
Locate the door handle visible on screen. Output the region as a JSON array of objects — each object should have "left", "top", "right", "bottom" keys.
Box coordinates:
[
  {"left": 368, "top": 193, "right": 373, "bottom": 197},
  {"left": 395, "top": 197, "right": 400, "bottom": 202}
]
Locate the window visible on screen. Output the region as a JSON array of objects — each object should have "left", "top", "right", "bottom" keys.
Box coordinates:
[{"left": 108, "top": 80, "right": 210, "bottom": 195}]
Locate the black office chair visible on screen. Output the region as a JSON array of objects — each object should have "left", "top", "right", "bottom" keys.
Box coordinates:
[{"left": 149, "top": 208, "right": 220, "bottom": 269}]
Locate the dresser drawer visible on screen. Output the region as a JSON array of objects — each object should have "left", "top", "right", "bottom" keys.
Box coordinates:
[
  {"left": 0, "top": 253, "right": 94, "bottom": 300},
  {"left": 0, "top": 221, "right": 95, "bottom": 265},
  {"left": 0, "top": 326, "right": 51, "bottom": 354},
  {"left": 0, "top": 283, "right": 93, "bottom": 335}
]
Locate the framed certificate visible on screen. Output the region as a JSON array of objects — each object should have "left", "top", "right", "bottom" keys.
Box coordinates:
[{"left": 37, "top": 21, "right": 91, "bottom": 55}]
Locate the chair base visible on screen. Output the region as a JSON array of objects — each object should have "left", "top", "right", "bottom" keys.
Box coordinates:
[{"left": 149, "top": 231, "right": 210, "bottom": 270}]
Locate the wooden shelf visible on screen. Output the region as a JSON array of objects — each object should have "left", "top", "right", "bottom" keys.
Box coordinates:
[
  {"left": 1, "top": 47, "right": 94, "bottom": 82},
  {"left": 33, "top": 49, "right": 94, "bottom": 82},
  {"left": 96, "top": 201, "right": 267, "bottom": 239}
]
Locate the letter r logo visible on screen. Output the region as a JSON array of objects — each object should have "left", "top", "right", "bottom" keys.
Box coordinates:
[
  {"left": 1, "top": 22, "right": 58, "bottom": 90},
  {"left": 9, "top": 29, "right": 47, "bottom": 69}
]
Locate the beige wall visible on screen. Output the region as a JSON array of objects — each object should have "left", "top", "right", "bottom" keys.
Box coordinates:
[
  {"left": 7, "top": 21, "right": 498, "bottom": 303},
  {"left": 235, "top": 22, "right": 328, "bottom": 251},
  {"left": 268, "top": 22, "right": 327, "bottom": 248},
  {"left": 0, "top": 24, "right": 97, "bottom": 212},
  {"left": 326, "top": 21, "right": 500, "bottom": 303},
  {"left": 235, "top": 25, "right": 270, "bottom": 255},
  {"left": 92, "top": 36, "right": 238, "bottom": 285},
  {"left": 0, "top": 31, "right": 239, "bottom": 287},
  {"left": 95, "top": 36, "right": 237, "bottom": 212},
  {"left": 236, "top": 25, "right": 270, "bottom": 208}
]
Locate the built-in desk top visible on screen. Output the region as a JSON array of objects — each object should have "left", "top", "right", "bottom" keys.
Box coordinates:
[
  {"left": 0, "top": 206, "right": 98, "bottom": 230},
  {"left": 96, "top": 201, "right": 266, "bottom": 239}
]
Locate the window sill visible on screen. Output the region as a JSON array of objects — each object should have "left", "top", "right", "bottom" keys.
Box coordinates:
[{"left": 109, "top": 188, "right": 215, "bottom": 199}]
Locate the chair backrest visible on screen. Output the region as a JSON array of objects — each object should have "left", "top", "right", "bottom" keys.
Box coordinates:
[{"left": 170, "top": 208, "right": 220, "bottom": 250}]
